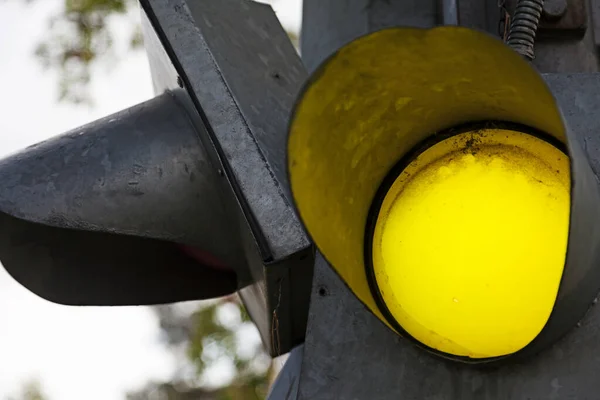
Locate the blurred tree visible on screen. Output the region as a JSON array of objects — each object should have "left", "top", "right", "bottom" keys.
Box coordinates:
[
  {"left": 7, "top": 380, "right": 47, "bottom": 400},
  {"left": 126, "top": 296, "right": 274, "bottom": 400},
  {"left": 19, "top": 0, "right": 298, "bottom": 105},
  {"left": 31, "top": 0, "right": 143, "bottom": 105}
]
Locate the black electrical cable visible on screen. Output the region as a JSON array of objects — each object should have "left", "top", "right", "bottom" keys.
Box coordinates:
[{"left": 506, "top": 0, "right": 545, "bottom": 61}]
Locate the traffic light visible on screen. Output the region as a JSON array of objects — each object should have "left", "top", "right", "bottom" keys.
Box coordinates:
[
  {"left": 0, "top": 0, "right": 314, "bottom": 358},
  {"left": 283, "top": 0, "right": 600, "bottom": 398},
  {"left": 5, "top": 0, "right": 600, "bottom": 398},
  {"left": 288, "top": 26, "right": 600, "bottom": 363}
]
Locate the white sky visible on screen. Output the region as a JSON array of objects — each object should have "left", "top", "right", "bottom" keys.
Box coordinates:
[{"left": 0, "top": 0, "right": 302, "bottom": 398}]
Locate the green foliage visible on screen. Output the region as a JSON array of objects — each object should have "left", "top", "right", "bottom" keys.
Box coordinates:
[
  {"left": 127, "top": 296, "right": 271, "bottom": 399},
  {"left": 126, "top": 380, "right": 267, "bottom": 400},
  {"left": 33, "top": 0, "right": 142, "bottom": 104},
  {"left": 22, "top": 0, "right": 299, "bottom": 106}
]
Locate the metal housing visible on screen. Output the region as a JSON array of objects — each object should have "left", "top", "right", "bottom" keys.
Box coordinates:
[
  {"left": 294, "top": 0, "right": 600, "bottom": 398},
  {"left": 140, "top": 0, "right": 314, "bottom": 356}
]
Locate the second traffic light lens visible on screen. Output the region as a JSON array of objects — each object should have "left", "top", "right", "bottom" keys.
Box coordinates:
[{"left": 371, "top": 128, "right": 570, "bottom": 359}]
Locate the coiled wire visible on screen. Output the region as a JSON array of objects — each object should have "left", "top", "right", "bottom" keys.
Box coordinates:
[{"left": 506, "top": 0, "right": 545, "bottom": 61}]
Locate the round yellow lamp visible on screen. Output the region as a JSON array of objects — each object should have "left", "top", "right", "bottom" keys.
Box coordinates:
[{"left": 369, "top": 128, "right": 570, "bottom": 358}]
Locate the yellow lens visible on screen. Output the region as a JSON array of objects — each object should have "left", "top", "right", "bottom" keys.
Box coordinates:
[{"left": 371, "top": 128, "right": 570, "bottom": 358}]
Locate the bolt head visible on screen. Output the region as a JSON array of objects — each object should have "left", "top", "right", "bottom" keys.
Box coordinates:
[{"left": 543, "top": 0, "right": 568, "bottom": 21}]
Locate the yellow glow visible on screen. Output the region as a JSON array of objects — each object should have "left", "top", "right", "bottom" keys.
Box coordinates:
[{"left": 372, "top": 129, "right": 570, "bottom": 358}]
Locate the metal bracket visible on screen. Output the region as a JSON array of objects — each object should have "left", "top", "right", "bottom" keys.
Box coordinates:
[{"left": 538, "top": 0, "right": 587, "bottom": 39}]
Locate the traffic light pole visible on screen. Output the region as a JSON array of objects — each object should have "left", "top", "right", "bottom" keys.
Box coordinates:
[{"left": 267, "top": 1, "right": 600, "bottom": 399}]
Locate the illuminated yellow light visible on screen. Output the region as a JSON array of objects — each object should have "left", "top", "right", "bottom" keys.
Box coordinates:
[{"left": 371, "top": 129, "right": 570, "bottom": 358}]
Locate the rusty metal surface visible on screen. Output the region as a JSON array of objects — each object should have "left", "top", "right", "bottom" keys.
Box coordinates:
[{"left": 538, "top": 0, "right": 587, "bottom": 38}]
